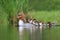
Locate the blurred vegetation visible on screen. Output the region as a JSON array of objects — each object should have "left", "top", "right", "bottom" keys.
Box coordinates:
[
  {"left": 30, "top": 0, "right": 60, "bottom": 11},
  {"left": 29, "top": 11, "right": 60, "bottom": 24},
  {"left": 0, "top": 0, "right": 29, "bottom": 26},
  {"left": 0, "top": 0, "right": 60, "bottom": 26}
]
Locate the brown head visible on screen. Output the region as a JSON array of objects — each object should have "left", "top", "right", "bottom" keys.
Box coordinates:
[{"left": 17, "top": 12, "right": 26, "bottom": 20}]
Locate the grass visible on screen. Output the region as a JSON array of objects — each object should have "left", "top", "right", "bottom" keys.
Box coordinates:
[{"left": 29, "top": 10, "right": 60, "bottom": 24}]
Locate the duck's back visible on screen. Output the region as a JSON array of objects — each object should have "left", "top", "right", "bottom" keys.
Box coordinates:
[{"left": 25, "top": 23, "right": 35, "bottom": 28}]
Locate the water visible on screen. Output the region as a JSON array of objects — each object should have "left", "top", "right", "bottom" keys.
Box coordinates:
[
  {"left": 0, "top": 25, "right": 42, "bottom": 40},
  {"left": 1, "top": 25, "right": 59, "bottom": 40},
  {"left": 0, "top": 26, "right": 19, "bottom": 40},
  {"left": 19, "top": 24, "right": 42, "bottom": 40}
]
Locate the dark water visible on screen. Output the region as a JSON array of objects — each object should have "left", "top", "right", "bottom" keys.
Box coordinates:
[{"left": 0, "top": 26, "right": 19, "bottom": 40}]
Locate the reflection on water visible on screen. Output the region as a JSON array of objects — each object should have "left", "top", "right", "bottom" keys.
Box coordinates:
[
  {"left": 0, "top": 25, "right": 42, "bottom": 40},
  {"left": 19, "top": 26, "right": 42, "bottom": 40},
  {"left": 0, "top": 26, "right": 19, "bottom": 40}
]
